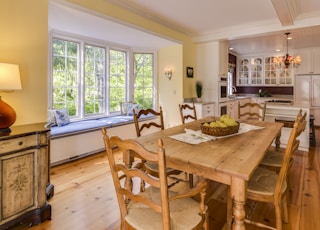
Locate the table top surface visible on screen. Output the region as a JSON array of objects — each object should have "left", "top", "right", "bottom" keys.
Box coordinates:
[{"left": 136, "top": 117, "right": 283, "bottom": 181}]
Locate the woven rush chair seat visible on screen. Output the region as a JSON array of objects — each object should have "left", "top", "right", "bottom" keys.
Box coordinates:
[
  {"left": 247, "top": 167, "right": 287, "bottom": 196},
  {"left": 260, "top": 150, "right": 294, "bottom": 172},
  {"left": 144, "top": 161, "right": 180, "bottom": 178},
  {"left": 260, "top": 150, "right": 284, "bottom": 168},
  {"left": 126, "top": 187, "right": 206, "bottom": 230}
]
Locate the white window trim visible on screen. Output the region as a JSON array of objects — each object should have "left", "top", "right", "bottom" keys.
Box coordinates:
[{"left": 48, "top": 30, "right": 158, "bottom": 121}]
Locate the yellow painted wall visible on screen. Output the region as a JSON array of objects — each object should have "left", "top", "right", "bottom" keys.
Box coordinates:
[
  {"left": 0, "top": 0, "right": 48, "bottom": 125},
  {"left": 1, "top": 0, "right": 198, "bottom": 126},
  {"left": 158, "top": 45, "right": 184, "bottom": 127}
]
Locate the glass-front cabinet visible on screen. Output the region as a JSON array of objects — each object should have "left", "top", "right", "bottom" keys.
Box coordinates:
[
  {"left": 250, "top": 57, "right": 263, "bottom": 84},
  {"left": 237, "top": 55, "right": 294, "bottom": 86},
  {"left": 264, "top": 56, "right": 277, "bottom": 85},
  {"left": 238, "top": 57, "right": 263, "bottom": 85},
  {"left": 238, "top": 58, "right": 249, "bottom": 85}
]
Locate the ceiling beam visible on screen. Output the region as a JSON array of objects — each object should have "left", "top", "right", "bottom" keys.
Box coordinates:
[{"left": 271, "top": 0, "right": 298, "bottom": 26}]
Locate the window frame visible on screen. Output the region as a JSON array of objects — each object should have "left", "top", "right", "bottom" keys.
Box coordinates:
[
  {"left": 48, "top": 31, "right": 158, "bottom": 121},
  {"left": 132, "top": 51, "right": 157, "bottom": 109}
]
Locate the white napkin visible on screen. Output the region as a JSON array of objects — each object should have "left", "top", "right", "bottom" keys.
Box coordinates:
[
  {"left": 168, "top": 129, "right": 215, "bottom": 145},
  {"left": 184, "top": 128, "right": 216, "bottom": 141},
  {"left": 168, "top": 123, "right": 264, "bottom": 144}
]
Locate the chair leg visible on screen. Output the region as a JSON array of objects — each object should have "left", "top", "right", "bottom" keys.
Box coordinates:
[
  {"left": 281, "top": 193, "right": 289, "bottom": 224},
  {"left": 189, "top": 173, "right": 194, "bottom": 188},
  {"left": 203, "top": 210, "right": 209, "bottom": 230},
  {"left": 274, "top": 202, "right": 283, "bottom": 230},
  {"left": 286, "top": 175, "right": 291, "bottom": 204},
  {"left": 140, "top": 179, "right": 145, "bottom": 192}
]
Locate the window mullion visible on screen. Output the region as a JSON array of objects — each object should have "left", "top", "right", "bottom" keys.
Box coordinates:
[
  {"left": 105, "top": 47, "right": 110, "bottom": 115},
  {"left": 79, "top": 41, "right": 85, "bottom": 118}
]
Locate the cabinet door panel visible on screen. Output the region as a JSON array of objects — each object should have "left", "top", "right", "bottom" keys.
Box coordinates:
[
  {"left": 295, "top": 75, "right": 311, "bottom": 101},
  {"left": 1, "top": 151, "right": 36, "bottom": 220},
  {"left": 313, "top": 48, "right": 320, "bottom": 74},
  {"left": 312, "top": 75, "right": 320, "bottom": 107}
]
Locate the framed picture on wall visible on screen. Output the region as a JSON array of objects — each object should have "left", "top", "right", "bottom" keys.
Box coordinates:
[{"left": 187, "top": 67, "right": 194, "bottom": 78}]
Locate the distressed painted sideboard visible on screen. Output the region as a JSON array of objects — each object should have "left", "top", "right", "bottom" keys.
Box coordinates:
[{"left": 0, "top": 123, "right": 52, "bottom": 229}]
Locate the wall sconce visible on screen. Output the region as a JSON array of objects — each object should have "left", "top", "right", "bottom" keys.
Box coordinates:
[
  {"left": 0, "top": 63, "right": 22, "bottom": 133},
  {"left": 165, "top": 69, "right": 172, "bottom": 80}
]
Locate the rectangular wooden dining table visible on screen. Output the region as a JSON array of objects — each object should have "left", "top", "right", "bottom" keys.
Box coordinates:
[{"left": 130, "top": 116, "right": 283, "bottom": 230}]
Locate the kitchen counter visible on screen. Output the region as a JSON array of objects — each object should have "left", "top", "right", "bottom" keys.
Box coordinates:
[
  {"left": 226, "top": 95, "right": 251, "bottom": 101},
  {"left": 193, "top": 101, "right": 215, "bottom": 105},
  {"left": 264, "top": 103, "right": 310, "bottom": 151}
]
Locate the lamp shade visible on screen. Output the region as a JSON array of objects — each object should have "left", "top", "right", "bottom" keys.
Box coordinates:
[
  {"left": 0, "top": 63, "right": 22, "bottom": 90},
  {"left": 0, "top": 63, "right": 21, "bottom": 133}
]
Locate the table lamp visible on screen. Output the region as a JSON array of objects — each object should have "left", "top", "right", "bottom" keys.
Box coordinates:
[{"left": 0, "top": 63, "right": 22, "bottom": 133}]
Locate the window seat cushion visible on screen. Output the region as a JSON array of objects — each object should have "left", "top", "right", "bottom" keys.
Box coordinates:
[{"left": 50, "top": 114, "right": 153, "bottom": 138}]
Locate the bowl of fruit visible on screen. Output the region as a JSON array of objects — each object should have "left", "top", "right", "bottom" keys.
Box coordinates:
[{"left": 201, "top": 115, "right": 240, "bottom": 136}]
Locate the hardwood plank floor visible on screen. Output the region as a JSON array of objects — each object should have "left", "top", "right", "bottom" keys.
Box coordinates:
[{"left": 28, "top": 128, "right": 320, "bottom": 230}]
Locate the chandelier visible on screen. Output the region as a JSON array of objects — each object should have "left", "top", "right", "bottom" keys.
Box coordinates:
[{"left": 274, "top": 32, "right": 301, "bottom": 69}]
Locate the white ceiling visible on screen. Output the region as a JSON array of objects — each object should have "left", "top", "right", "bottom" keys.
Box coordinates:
[
  {"left": 49, "top": 1, "right": 180, "bottom": 49},
  {"left": 50, "top": 0, "right": 320, "bottom": 55},
  {"left": 105, "top": 0, "right": 320, "bottom": 55}
]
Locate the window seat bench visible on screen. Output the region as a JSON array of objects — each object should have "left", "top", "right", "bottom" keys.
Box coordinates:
[{"left": 50, "top": 114, "right": 155, "bottom": 166}]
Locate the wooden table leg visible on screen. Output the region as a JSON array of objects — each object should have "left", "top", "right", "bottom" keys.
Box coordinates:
[
  {"left": 275, "top": 129, "right": 281, "bottom": 150},
  {"left": 231, "top": 177, "right": 246, "bottom": 230}
]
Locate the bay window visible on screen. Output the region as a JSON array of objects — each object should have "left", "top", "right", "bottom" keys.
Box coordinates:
[{"left": 50, "top": 34, "right": 156, "bottom": 121}]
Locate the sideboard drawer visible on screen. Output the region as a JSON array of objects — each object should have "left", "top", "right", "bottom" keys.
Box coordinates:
[{"left": 0, "top": 135, "right": 38, "bottom": 154}]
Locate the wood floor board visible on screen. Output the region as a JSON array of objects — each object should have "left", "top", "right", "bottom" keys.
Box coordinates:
[{"left": 28, "top": 128, "right": 320, "bottom": 230}]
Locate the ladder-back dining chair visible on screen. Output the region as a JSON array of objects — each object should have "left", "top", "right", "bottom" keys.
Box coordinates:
[
  {"left": 238, "top": 101, "right": 266, "bottom": 121},
  {"left": 178, "top": 102, "right": 198, "bottom": 187},
  {"left": 179, "top": 102, "right": 198, "bottom": 124},
  {"left": 260, "top": 110, "right": 306, "bottom": 172},
  {"left": 133, "top": 106, "right": 183, "bottom": 188},
  {"left": 133, "top": 107, "right": 165, "bottom": 137},
  {"left": 102, "top": 129, "right": 209, "bottom": 230},
  {"left": 228, "top": 109, "right": 306, "bottom": 230},
  {"left": 259, "top": 110, "right": 306, "bottom": 201}
]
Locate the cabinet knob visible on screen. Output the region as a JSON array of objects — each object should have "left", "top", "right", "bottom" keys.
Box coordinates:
[{"left": 18, "top": 141, "right": 23, "bottom": 145}]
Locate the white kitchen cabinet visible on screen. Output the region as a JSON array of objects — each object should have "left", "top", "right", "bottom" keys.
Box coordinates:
[
  {"left": 295, "top": 74, "right": 320, "bottom": 107},
  {"left": 264, "top": 55, "right": 294, "bottom": 85},
  {"left": 238, "top": 57, "right": 263, "bottom": 85},
  {"left": 294, "top": 47, "right": 320, "bottom": 74},
  {"left": 219, "top": 41, "right": 229, "bottom": 77},
  {"left": 227, "top": 100, "right": 237, "bottom": 119},
  {"left": 264, "top": 56, "right": 278, "bottom": 85},
  {"left": 237, "top": 55, "right": 293, "bottom": 86},
  {"left": 186, "top": 102, "right": 215, "bottom": 120},
  {"left": 196, "top": 41, "right": 227, "bottom": 102}
]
